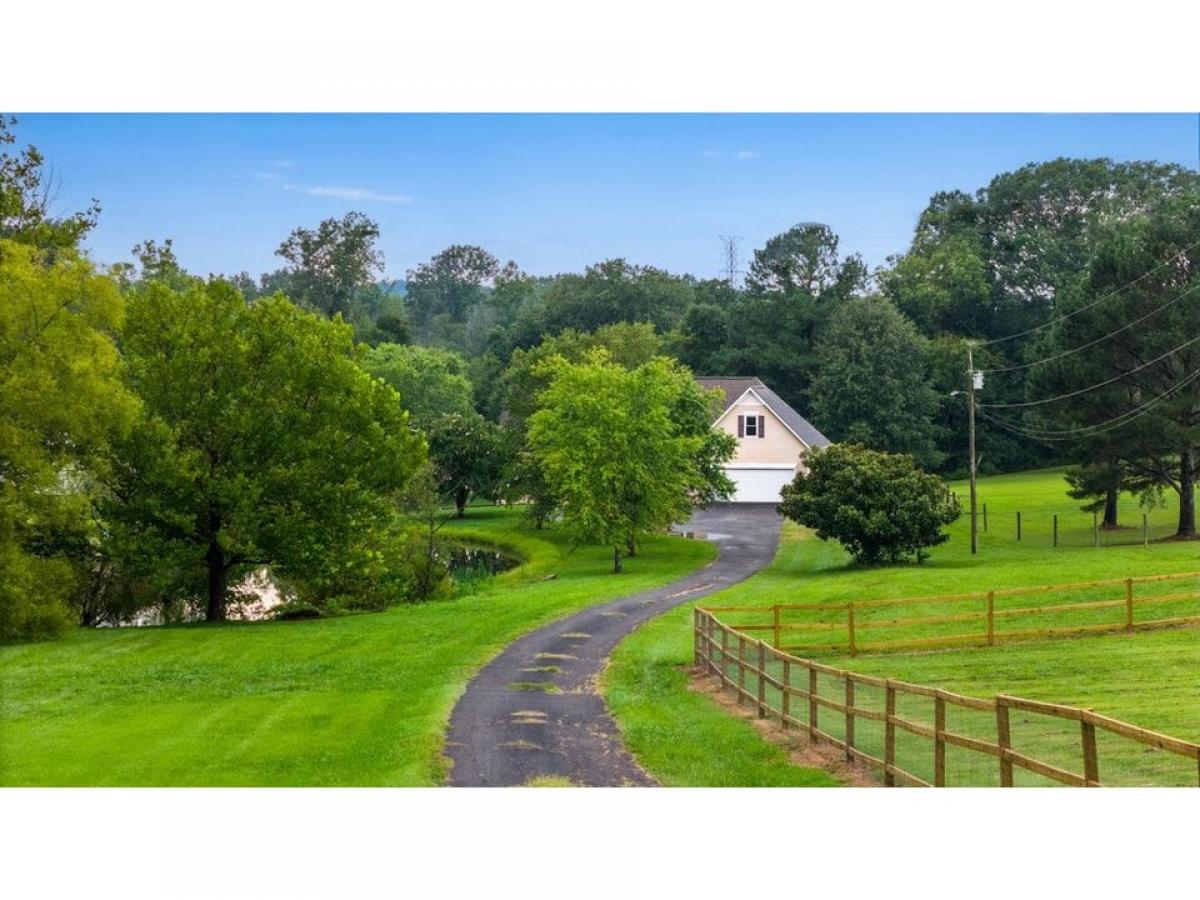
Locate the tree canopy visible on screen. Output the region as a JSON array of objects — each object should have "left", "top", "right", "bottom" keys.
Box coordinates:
[
  {"left": 0, "top": 117, "right": 100, "bottom": 253},
  {"left": 110, "top": 279, "right": 424, "bottom": 620},
  {"left": 0, "top": 240, "right": 136, "bottom": 640},
  {"left": 362, "top": 343, "right": 476, "bottom": 430},
  {"left": 1021, "top": 192, "right": 1200, "bottom": 535},
  {"left": 809, "top": 295, "right": 942, "bottom": 468},
  {"left": 275, "top": 211, "right": 384, "bottom": 319},
  {"left": 527, "top": 351, "right": 720, "bottom": 571}
]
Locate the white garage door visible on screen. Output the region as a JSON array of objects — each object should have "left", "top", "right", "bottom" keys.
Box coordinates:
[{"left": 725, "top": 466, "right": 795, "bottom": 503}]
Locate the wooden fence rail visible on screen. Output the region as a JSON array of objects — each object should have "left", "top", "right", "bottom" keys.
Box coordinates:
[
  {"left": 693, "top": 607, "right": 1200, "bottom": 787},
  {"left": 702, "top": 570, "right": 1200, "bottom": 656}
]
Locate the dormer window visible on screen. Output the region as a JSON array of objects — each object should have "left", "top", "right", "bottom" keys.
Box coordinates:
[{"left": 737, "top": 414, "right": 765, "bottom": 439}]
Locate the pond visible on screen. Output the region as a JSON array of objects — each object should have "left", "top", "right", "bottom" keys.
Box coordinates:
[
  {"left": 100, "top": 546, "right": 520, "bottom": 628},
  {"left": 442, "top": 543, "right": 522, "bottom": 581}
]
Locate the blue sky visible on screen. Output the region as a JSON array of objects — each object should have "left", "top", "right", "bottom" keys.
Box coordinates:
[{"left": 14, "top": 113, "right": 1199, "bottom": 281}]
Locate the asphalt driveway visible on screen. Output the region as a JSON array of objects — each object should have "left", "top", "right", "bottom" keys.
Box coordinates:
[{"left": 444, "top": 504, "right": 783, "bottom": 786}]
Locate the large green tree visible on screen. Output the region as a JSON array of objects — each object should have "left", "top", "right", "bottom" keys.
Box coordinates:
[
  {"left": 0, "top": 241, "right": 136, "bottom": 640},
  {"left": 405, "top": 244, "right": 500, "bottom": 338},
  {"left": 744, "top": 223, "right": 867, "bottom": 301},
  {"left": 675, "top": 224, "right": 868, "bottom": 415},
  {"left": 427, "top": 412, "right": 506, "bottom": 517},
  {"left": 111, "top": 280, "right": 424, "bottom": 620},
  {"left": 527, "top": 351, "right": 715, "bottom": 571},
  {"left": 809, "top": 295, "right": 942, "bottom": 468},
  {"left": 1020, "top": 194, "right": 1200, "bottom": 536},
  {"left": 882, "top": 158, "right": 1200, "bottom": 474},
  {"left": 362, "top": 343, "right": 476, "bottom": 430},
  {"left": 275, "top": 211, "right": 384, "bottom": 319},
  {"left": 537, "top": 259, "right": 696, "bottom": 335}
]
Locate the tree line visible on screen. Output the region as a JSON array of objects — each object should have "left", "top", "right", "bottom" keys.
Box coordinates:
[
  {"left": 4, "top": 114, "right": 1199, "bottom": 639},
  {"left": 0, "top": 118, "right": 738, "bottom": 640}
]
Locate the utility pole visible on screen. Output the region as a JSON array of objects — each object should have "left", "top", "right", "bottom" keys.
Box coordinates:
[{"left": 966, "top": 343, "right": 979, "bottom": 555}]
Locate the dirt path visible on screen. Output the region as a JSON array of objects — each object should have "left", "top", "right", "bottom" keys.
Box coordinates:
[{"left": 444, "top": 505, "right": 783, "bottom": 786}]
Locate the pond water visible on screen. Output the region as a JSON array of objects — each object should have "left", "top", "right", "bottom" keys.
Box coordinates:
[
  {"left": 101, "top": 546, "right": 519, "bottom": 628},
  {"left": 443, "top": 544, "right": 521, "bottom": 581}
]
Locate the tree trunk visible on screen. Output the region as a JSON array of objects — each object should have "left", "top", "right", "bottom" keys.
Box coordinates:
[
  {"left": 613, "top": 546, "right": 622, "bottom": 574},
  {"left": 1102, "top": 487, "right": 1119, "bottom": 529},
  {"left": 455, "top": 486, "right": 469, "bottom": 518},
  {"left": 205, "top": 537, "right": 227, "bottom": 622},
  {"left": 1178, "top": 447, "right": 1196, "bottom": 537},
  {"left": 625, "top": 534, "right": 636, "bottom": 557}
]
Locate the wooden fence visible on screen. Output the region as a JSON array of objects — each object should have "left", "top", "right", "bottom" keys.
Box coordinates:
[
  {"left": 693, "top": 607, "right": 1200, "bottom": 787},
  {"left": 701, "top": 570, "right": 1200, "bottom": 656}
]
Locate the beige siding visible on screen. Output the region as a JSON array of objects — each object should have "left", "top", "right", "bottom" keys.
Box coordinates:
[{"left": 714, "top": 392, "right": 808, "bottom": 468}]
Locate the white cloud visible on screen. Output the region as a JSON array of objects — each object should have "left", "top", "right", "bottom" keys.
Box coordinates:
[
  {"left": 702, "top": 149, "right": 760, "bottom": 160},
  {"left": 304, "top": 185, "right": 413, "bottom": 205}
]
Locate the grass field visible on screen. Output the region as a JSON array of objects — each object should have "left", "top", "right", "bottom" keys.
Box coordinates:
[
  {"left": 605, "top": 468, "right": 1200, "bottom": 786},
  {"left": 0, "top": 507, "right": 715, "bottom": 786},
  {"left": 603, "top": 617, "right": 840, "bottom": 786}
]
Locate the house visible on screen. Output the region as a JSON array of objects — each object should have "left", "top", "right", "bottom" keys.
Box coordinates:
[{"left": 696, "top": 376, "right": 831, "bottom": 503}]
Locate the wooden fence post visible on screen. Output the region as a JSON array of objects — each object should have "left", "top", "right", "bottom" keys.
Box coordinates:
[
  {"left": 772, "top": 604, "right": 781, "bottom": 649},
  {"left": 934, "top": 694, "right": 946, "bottom": 787},
  {"left": 737, "top": 635, "right": 746, "bottom": 704},
  {"left": 693, "top": 607, "right": 700, "bottom": 667},
  {"left": 986, "top": 591, "right": 995, "bottom": 646},
  {"left": 884, "top": 682, "right": 897, "bottom": 787},
  {"left": 844, "top": 678, "right": 855, "bottom": 762},
  {"left": 1125, "top": 578, "right": 1134, "bottom": 633},
  {"left": 1143, "top": 513, "right": 1149, "bottom": 547},
  {"left": 720, "top": 627, "right": 729, "bottom": 690},
  {"left": 847, "top": 601, "right": 857, "bottom": 656},
  {"left": 1081, "top": 718, "right": 1099, "bottom": 786},
  {"left": 756, "top": 641, "right": 766, "bottom": 719},
  {"left": 808, "top": 665, "right": 819, "bottom": 743},
  {"left": 1017, "top": 511, "right": 1022, "bottom": 541},
  {"left": 996, "top": 696, "right": 1013, "bottom": 787},
  {"left": 708, "top": 615, "right": 718, "bottom": 676},
  {"left": 782, "top": 658, "right": 791, "bottom": 729},
  {"left": 983, "top": 502, "right": 988, "bottom": 533}
]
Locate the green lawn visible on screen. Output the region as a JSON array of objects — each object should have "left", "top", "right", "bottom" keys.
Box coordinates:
[
  {"left": 603, "top": 606, "right": 839, "bottom": 786},
  {"left": 0, "top": 507, "right": 715, "bottom": 786},
  {"left": 606, "top": 468, "right": 1200, "bottom": 786}
]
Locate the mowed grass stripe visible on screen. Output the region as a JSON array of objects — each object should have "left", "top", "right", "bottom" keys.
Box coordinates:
[{"left": 0, "top": 506, "right": 716, "bottom": 786}]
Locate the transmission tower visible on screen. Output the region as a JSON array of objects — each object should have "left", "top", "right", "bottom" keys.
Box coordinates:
[{"left": 719, "top": 234, "right": 742, "bottom": 288}]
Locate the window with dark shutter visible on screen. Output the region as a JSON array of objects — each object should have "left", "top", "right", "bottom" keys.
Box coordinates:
[
  {"left": 758, "top": 415, "right": 765, "bottom": 438},
  {"left": 737, "top": 415, "right": 744, "bottom": 437}
]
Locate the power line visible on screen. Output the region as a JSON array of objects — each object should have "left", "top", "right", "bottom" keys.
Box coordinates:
[
  {"left": 980, "top": 279, "right": 1200, "bottom": 375},
  {"left": 978, "top": 241, "right": 1200, "bottom": 348},
  {"left": 976, "top": 365, "right": 1200, "bottom": 442},
  {"left": 979, "top": 332, "right": 1200, "bottom": 410}
]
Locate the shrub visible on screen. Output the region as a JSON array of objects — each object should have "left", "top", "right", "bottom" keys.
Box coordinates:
[{"left": 778, "top": 444, "right": 960, "bottom": 564}]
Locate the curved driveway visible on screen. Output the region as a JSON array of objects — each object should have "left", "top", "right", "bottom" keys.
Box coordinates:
[{"left": 445, "top": 504, "right": 782, "bottom": 786}]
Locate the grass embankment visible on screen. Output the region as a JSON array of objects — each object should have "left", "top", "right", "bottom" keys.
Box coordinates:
[
  {"left": 0, "top": 507, "right": 715, "bottom": 786},
  {"left": 606, "top": 469, "right": 1200, "bottom": 786}
]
